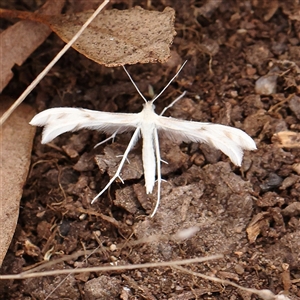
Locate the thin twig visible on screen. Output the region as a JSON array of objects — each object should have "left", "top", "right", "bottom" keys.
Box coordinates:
[
  {"left": 0, "top": 255, "right": 222, "bottom": 280},
  {"left": 174, "top": 266, "right": 287, "bottom": 300}
]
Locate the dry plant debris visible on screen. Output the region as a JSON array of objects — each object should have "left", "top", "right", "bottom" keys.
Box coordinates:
[
  {"left": 0, "top": 6, "right": 175, "bottom": 67},
  {"left": 0, "top": 0, "right": 110, "bottom": 126},
  {"left": 0, "top": 0, "right": 65, "bottom": 92},
  {"left": 0, "top": 98, "right": 36, "bottom": 266},
  {"left": 272, "top": 131, "right": 300, "bottom": 148}
]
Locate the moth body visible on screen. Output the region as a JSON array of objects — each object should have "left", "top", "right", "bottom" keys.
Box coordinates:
[{"left": 139, "top": 101, "right": 159, "bottom": 194}]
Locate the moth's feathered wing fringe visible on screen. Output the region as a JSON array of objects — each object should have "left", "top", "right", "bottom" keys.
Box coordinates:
[
  {"left": 157, "top": 117, "right": 256, "bottom": 166},
  {"left": 30, "top": 107, "right": 139, "bottom": 144}
]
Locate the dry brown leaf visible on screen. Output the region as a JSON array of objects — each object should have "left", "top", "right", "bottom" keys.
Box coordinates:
[
  {"left": 0, "top": 0, "right": 65, "bottom": 92},
  {"left": 49, "top": 7, "right": 176, "bottom": 66},
  {"left": 272, "top": 131, "right": 300, "bottom": 148},
  {"left": 0, "top": 98, "right": 36, "bottom": 266},
  {"left": 0, "top": 6, "right": 176, "bottom": 67}
]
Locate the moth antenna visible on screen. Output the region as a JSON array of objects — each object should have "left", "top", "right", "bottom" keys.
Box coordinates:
[
  {"left": 123, "top": 65, "right": 148, "bottom": 103},
  {"left": 160, "top": 91, "right": 187, "bottom": 116},
  {"left": 152, "top": 60, "right": 188, "bottom": 103}
]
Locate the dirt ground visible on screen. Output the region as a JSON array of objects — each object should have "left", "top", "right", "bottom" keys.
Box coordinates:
[{"left": 1, "top": 0, "right": 300, "bottom": 299}]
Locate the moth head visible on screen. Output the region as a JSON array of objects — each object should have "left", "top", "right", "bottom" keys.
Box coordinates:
[{"left": 143, "top": 100, "right": 156, "bottom": 111}]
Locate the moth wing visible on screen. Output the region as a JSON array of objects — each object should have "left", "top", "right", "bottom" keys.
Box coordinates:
[
  {"left": 156, "top": 116, "right": 256, "bottom": 166},
  {"left": 30, "top": 107, "right": 139, "bottom": 144}
]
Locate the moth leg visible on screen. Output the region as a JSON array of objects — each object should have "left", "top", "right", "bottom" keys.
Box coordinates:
[
  {"left": 116, "top": 155, "right": 130, "bottom": 165},
  {"left": 94, "top": 130, "right": 119, "bottom": 148},
  {"left": 91, "top": 128, "right": 140, "bottom": 204},
  {"left": 161, "top": 159, "right": 168, "bottom": 164},
  {"left": 160, "top": 91, "right": 187, "bottom": 116},
  {"left": 150, "top": 128, "right": 162, "bottom": 217}
]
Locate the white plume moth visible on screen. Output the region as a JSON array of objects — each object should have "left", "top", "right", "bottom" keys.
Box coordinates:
[{"left": 30, "top": 61, "right": 256, "bottom": 217}]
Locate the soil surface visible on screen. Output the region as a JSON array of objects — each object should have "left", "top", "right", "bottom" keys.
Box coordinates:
[{"left": 1, "top": 0, "right": 300, "bottom": 299}]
